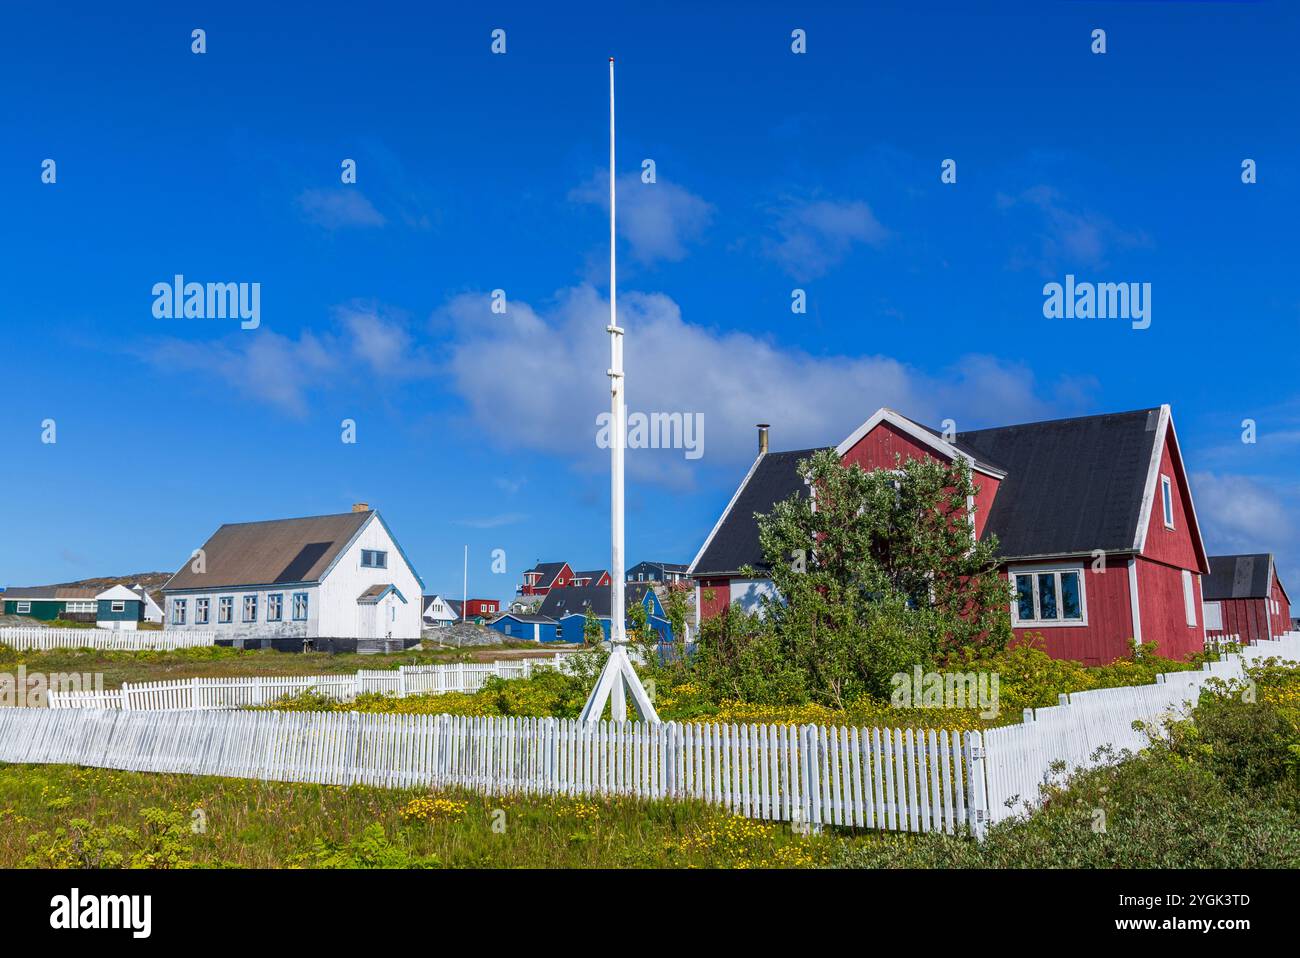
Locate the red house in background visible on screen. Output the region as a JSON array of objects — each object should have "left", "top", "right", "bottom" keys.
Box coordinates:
[
  {"left": 690, "top": 405, "right": 1211, "bottom": 665},
  {"left": 518, "top": 562, "right": 574, "bottom": 596},
  {"left": 571, "top": 569, "right": 612, "bottom": 588},
  {"left": 1203, "top": 553, "right": 1291, "bottom": 643}
]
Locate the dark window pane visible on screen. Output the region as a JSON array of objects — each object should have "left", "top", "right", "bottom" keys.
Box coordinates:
[
  {"left": 1061, "top": 572, "right": 1082, "bottom": 619},
  {"left": 1015, "top": 575, "right": 1035, "bottom": 620},
  {"left": 1038, "top": 573, "right": 1058, "bottom": 619}
]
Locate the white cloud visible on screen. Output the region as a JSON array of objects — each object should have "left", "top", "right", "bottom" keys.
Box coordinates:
[
  {"left": 1191, "top": 472, "right": 1295, "bottom": 551},
  {"left": 763, "top": 198, "right": 890, "bottom": 281},
  {"left": 998, "top": 186, "right": 1147, "bottom": 275},
  {"left": 570, "top": 172, "right": 713, "bottom": 264},
  {"left": 297, "top": 188, "right": 387, "bottom": 229},
  {"left": 144, "top": 304, "right": 431, "bottom": 416},
  {"left": 147, "top": 330, "right": 336, "bottom": 416},
  {"left": 440, "top": 285, "right": 1063, "bottom": 487}
]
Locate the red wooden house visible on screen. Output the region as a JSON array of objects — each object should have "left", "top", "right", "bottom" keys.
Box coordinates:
[
  {"left": 571, "top": 569, "right": 612, "bottom": 588},
  {"left": 689, "top": 406, "right": 1210, "bottom": 665},
  {"left": 1202, "top": 554, "right": 1292, "bottom": 643},
  {"left": 517, "top": 562, "right": 574, "bottom": 597}
]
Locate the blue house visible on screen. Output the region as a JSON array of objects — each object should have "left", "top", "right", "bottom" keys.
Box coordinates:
[
  {"left": 486, "top": 612, "right": 561, "bottom": 643},
  {"left": 538, "top": 583, "right": 673, "bottom": 644}
]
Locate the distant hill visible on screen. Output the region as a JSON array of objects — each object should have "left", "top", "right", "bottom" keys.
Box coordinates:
[{"left": 42, "top": 572, "right": 172, "bottom": 606}]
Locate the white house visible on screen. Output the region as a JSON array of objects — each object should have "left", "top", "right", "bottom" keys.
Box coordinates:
[
  {"left": 161, "top": 504, "right": 424, "bottom": 641},
  {"left": 131, "top": 584, "right": 164, "bottom": 624},
  {"left": 422, "top": 594, "right": 458, "bottom": 627}
]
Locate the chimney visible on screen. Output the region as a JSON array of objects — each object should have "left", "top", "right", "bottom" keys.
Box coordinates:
[
  {"left": 756, "top": 424, "right": 770, "bottom": 455},
  {"left": 352, "top": 502, "right": 370, "bottom": 513}
]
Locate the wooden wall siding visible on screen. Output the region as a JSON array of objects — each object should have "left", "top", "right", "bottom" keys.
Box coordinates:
[
  {"left": 1140, "top": 434, "right": 1203, "bottom": 572},
  {"left": 839, "top": 421, "right": 999, "bottom": 538},
  {"left": 1211, "top": 598, "right": 1270, "bottom": 644},
  {"left": 697, "top": 578, "right": 733, "bottom": 618},
  {"left": 1136, "top": 558, "right": 1204, "bottom": 660},
  {"left": 1009, "top": 563, "right": 1134, "bottom": 666},
  {"left": 1270, "top": 570, "right": 1292, "bottom": 639}
]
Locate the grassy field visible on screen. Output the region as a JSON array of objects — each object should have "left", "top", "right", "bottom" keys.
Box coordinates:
[
  {"left": 0, "top": 763, "right": 864, "bottom": 868},
  {"left": 0, "top": 641, "right": 574, "bottom": 690}
]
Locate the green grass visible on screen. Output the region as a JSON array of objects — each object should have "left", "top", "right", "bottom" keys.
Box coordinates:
[
  {"left": 0, "top": 763, "right": 863, "bottom": 868},
  {"left": 0, "top": 641, "right": 566, "bottom": 691}
]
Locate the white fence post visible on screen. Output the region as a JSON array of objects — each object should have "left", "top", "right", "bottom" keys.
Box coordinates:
[{"left": 964, "top": 730, "right": 988, "bottom": 840}]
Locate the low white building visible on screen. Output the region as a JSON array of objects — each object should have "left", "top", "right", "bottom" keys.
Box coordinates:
[
  {"left": 422, "top": 594, "right": 458, "bottom": 627},
  {"left": 161, "top": 504, "right": 424, "bottom": 641}
]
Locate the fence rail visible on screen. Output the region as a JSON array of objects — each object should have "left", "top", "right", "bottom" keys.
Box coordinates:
[
  {"left": 981, "top": 633, "right": 1300, "bottom": 823},
  {"left": 47, "top": 655, "right": 576, "bottom": 710},
  {"left": 0, "top": 707, "right": 987, "bottom": 834},
  {"left": 0, "top": 627, "right": 218, "bottom": 652}
]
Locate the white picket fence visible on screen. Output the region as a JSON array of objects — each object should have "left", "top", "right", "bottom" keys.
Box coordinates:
[
  {"left": 47, "top": 655, "right": 576, "bottom": 710},
  {"left": 0, "top": 707, "right": 988, "bottom": 835},
  {"left": 982, "top": 633, "right": 1300, "bottom": 822},
  {"left": 1204, "top": 632, "right": 1241, "bottom": 652},
  {"left": 13, "top": 633, "right": 1300, "bottom": 838},
  {"left": 0, "top": 627, "right": 218, "bottom": 652}
]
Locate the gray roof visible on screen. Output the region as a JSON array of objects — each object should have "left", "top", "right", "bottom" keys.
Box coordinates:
[
  {"left": 691, "top": 408, "right": 1170, "bottom": 575},
  {"left": 163, "top": 510, "right": 373, "bottom": 591},
  {"left": 2, "top": 585, "right": 101, "bottom": 600},
  {"left": 1204, "top": 554, "right": 1275, "bottom": 601},
  {"left": 495, "top": 612, "right": 557, "bottom": 624},
  {"left": 690, "top": 449, "right": 821, "bottom": 576},
  {"left": 523, "top": 562, "right": 569, "bottom": 588},
  {"left": 538, "top": 583, "right": 654, "bottom": 620}
]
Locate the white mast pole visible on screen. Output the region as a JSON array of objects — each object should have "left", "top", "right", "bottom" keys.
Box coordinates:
[
  {"left": 462, "top": 545, "right": 467, "bottom": 623},
  {"left": 579, "top": 57, "right": 659, "bottom": 725}
]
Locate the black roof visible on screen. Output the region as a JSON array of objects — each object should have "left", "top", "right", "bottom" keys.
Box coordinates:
[
  {"left": 690, "top": 408, "right": 1169, "bottom": 575},
  {"left": 538, "top": 583, "right": 653, "bottom": 620},
  {"left": 523, "top": 561, "right": 568, "bottom": 587},
  {"left": 496, "top": 612, "right": 557, "bottom": 624},
  {"left": 630, "top": 561, "right": 689, "bottom": 573},
  {"left": 955, "top": 407, "right": 1162, "bottom": 559},
  {"left": 691, "top": 449, "right": 822, "bottom": 576},
  {"left": 1204, "top": 554, "right": 1274, "bottom": 600}
]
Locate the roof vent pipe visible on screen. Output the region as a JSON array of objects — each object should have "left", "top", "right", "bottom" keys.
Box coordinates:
[{"left": 756, "top": 424, "right": 770, "bottom": 455}]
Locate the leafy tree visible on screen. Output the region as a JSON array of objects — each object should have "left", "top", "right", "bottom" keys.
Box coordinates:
[
  {"left": 693, "top": 449, "right": 1012, "bottom": 706},
  {"left": 582, "top": 606, "right": 604, "bottom": 646}
]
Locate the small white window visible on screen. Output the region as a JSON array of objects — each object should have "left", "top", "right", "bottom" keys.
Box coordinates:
[
  {"left": 16, "top": 601, "right": 31, "bottom": 614},
  {"left": 1203, "top": 601, "right": 1223, "bottom": 632},
  {"left": 1161, "top": 475, "right": 1175, "bottom": 529},
  {"left": 111, "top": 600, "right": 126, "bottom": 613},
  {"left": 1182, "top": 570, "right": 1197, "bottom": 627},
  {"left": 1011, "top": 566, "right": 1087, "bottom": 626}
]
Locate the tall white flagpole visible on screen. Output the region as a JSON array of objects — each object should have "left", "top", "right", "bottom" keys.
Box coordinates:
[{"left": 580, "top": 56, "right": 659, "bottom": 725}]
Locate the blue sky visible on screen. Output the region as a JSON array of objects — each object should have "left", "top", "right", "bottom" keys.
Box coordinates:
[{"left": 2, "top": 1, "right": 1299, "bottom": 599}]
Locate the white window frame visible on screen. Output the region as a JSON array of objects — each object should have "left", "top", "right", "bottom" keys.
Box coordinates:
[
  {"left": 1009, "top": 563, "right": 1088, "bottom": 627},
  {"left": 172, "top": 599, "right": 187, "bottom": 625},
  {"left": 65, "top": 600, "right": 96, "bottom": 614},
  {"left": 1181, "top": 570, "right": 1197, "bottom": 627},
  {"left": 218, "top": 596, "right": 233, "bottom": 624},
  {"left": 1161, "top": 475, "right": 1175, "bottom": 529},
  {"left": 243, "top": 594, "right": 258, "bottom": 623},
  {"left": 195, "top": 597, "right": 210, "bottom": 625},
  {"left": 110, "top": 600, "right": 126, "bottom": 613},
  {"left": 16, "top": 601, "right": 31, "bottom": 614},
  {"left": 361, "top": 549, "right": 388, "bottom": 569},
  {"left": 267, "top": 593, "right": 284, "bottom": 622}
]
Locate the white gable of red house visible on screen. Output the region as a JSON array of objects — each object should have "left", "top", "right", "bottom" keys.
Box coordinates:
[{"left": 689, "top": 405, "right": 1210, "bottom": 665}]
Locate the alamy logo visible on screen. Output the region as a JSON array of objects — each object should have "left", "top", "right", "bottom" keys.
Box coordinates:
[
  {"left": 152, "top": 275, "right": 260, "bottom": 329},
  {"left": 1042, "top": 274, "right": 1151, "bottom": 330},
  {"left": 50, "top": 888, "right": 151, "bottom": 938},
  {"left": 890, "top": 666, "right": 1000, "bottom": 719},
  {"left": 595, "top": 411, "right": 704, "bottom": 460}
]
